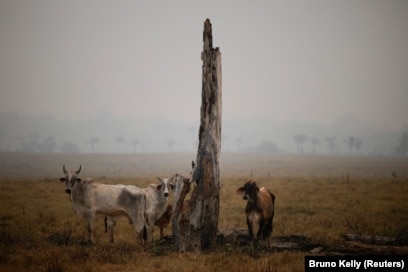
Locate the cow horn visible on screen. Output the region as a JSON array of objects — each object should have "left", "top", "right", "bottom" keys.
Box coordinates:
[
  {"left": 76, "top": 165, "right": 81, "bottom": 174},
  {"left": 63, "top": 164, "right": 67, "bottom": 174}
]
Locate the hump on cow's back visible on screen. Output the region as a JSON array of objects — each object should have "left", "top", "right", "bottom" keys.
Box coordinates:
[
  {"left": 259, "top": 187, "right": 274, "bottom": 200},
  {"left": 82, "top": 178, "right": 94, "bottom": 184}
]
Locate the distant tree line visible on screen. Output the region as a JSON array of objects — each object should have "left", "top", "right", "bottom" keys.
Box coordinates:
[
  {"left": 292, "top": 133, "right": 364, "bottom": 155},
  {"left": 0, "top": 112, "right": 406, "bottom": 155},
  {"left": 14, "top": 133, "right": 178, "bottom": 154},
  {"left": 3, "top": 130, "right": 407, "bottom": 156},
  {"left": 289, "top": 132, "right": 408, "bottom": 156},
  {"left": 20, "top": 133, "right": 58, "bottom": 153}
]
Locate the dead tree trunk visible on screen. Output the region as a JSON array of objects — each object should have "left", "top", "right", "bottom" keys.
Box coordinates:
[{"left": 172, "top": 18, "right": 222, "bottom": 252}]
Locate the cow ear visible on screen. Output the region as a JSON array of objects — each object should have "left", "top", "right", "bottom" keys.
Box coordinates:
[
  {"left": 235, "top": 187, "right": 244, "bottom": 195},
  {"left": 59, "top": 177, "right": 66, "bottom": 182},
  {"left": 76, "top": 178, "right": 82, "bottom": 183}
]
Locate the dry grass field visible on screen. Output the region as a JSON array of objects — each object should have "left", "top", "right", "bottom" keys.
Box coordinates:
[{"left": 0, "top": 153, "right": 407, "bottom": 271}]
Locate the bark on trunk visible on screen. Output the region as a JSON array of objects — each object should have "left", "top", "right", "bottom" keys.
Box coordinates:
[{"left": 172, "top": 18, "right": 222, "bottom": 252}]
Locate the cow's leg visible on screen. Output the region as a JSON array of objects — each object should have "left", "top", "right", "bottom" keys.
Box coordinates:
[
  {"left": 265, "top": 215, "right": 274, "bottom": 247},
  {"left": 105, "top": 216, "right": 116, "bottom": 243},
  {"left": 160, "top": 227, "right": 164, "bottom": 238},
  {"left": 263, "top": 222, "right": 270, "bottom": 239},
  {"left": 246, "top": 217, "right": 254, "bottom": 240},
  {"left": 270, "top": 212, "right": 274, "bottom": 234},
  {"left": 257, "top": 220, "right": 265, "bottom": 240},
  {"left": 131, "top": 226, "right": 144, "bottom": 248},
  {"left": 146, "top": 212, "right": 155, "bottom": 244},
  {"left": 262, "top": 219, "right": 269, "bottom": 239},
  {"left": 86, "top": 218, "right": 94, "bottom": 244},
  {"left": 264, "top": 215, "right": 273, "bottom": 238},
  {"left": 129, "top": 213, "right": 148, "bottom": 250}
]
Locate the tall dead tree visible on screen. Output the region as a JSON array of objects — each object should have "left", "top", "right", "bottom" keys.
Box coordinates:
[{"left": 172, "top": 18, "right": 222, "bottom": 252}]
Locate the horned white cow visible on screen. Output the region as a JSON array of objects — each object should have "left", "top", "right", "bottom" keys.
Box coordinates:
[
  {"left": 105, "top": 177, "right": 174, "bottom": 243},
  {"left": 59, "top": 165, "right": 147, "bottom": 246}
]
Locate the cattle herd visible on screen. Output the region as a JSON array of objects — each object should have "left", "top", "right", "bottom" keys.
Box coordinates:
[{"left": 58, "top": 164, "right": 275, "bottom": 249}]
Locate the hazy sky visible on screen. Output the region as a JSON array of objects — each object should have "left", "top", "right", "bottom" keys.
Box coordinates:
[{"left": 1, "top": 0, "right": 407, "bottom": 130}]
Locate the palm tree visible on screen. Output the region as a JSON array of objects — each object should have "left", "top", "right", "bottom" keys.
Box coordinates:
[
  {"left": 354, "top": 138, "right": 363, "bottom": 154},
  {"left": 309, "top": 137, "right": 321, "bottom": 154},
  {"left": 293, "top": 134, "right": 307, "bottom": 153},
  {"left": 344, "top": 136, "right": 363, "bottom": 155},
  {"left": 344, "top": 136, "right": 357, "bottom": 155},
  {"left": 114, "top": 135, "right": 126, "bottom": 152},
  {"left": 86, "top": 136, "right": 99, "bottom": 153},
  {"left": 325, "top": 136, "right": 337, "bottom": 154}
]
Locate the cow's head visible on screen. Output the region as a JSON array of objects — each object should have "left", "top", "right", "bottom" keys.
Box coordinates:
[
  {"left": 59, "top": 165, "right": 82, "bottom": 195},
  {"left": 235, "top": 180, "right": 259, "bottom": 202},
  {"left": 156, "top": 177, "right": 174, "bottom": 198}
]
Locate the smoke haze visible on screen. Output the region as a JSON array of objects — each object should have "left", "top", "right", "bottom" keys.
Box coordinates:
[{"left": 1, "top": 1, "right": 407, "bottom": 154}]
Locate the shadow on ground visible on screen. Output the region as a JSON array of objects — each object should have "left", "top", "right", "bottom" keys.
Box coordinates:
[{"left": 153, "top": 227, "right": 408, "bottom": 256}]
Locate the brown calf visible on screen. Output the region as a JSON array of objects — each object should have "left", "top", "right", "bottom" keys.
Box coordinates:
[
  {"left": 236, "top": 180, "right": 275, "bottom": 240},
  {"left": 155, "top": 204, "right": 172, "bottom": 238}
]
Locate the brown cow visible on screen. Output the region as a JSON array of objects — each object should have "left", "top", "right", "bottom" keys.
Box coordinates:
[
  {"left": 235, "top": 180, "right": 275, "bottom": 240},
  {"left": 155, "top": 204, "right": 172, "bottom": 238}
]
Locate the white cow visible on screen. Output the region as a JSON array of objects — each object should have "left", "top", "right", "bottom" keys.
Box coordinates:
[
  {"left": 59, "top": 165, "right": 147, "bottom": 247},
  {"left": 105, "top": 177, "right": 174, "bottom": 244}
]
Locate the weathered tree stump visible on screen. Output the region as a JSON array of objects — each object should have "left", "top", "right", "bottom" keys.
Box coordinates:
[{"left": 172, "top": 18, "right": 222, "bottom": 253}]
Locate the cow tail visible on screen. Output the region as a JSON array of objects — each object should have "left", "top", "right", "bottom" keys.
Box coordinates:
[
  {"left": 270, "top": 192, "right": 276, "bottom": 217},
  {"left": 142, "top": 194, "right": 148, "bottom": 241},
  {"left": 143, "top": 223, "right": 147, "bottom": 241},
  {"left": 271, "top": 192, "right": 276, "bottom": 205}
]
